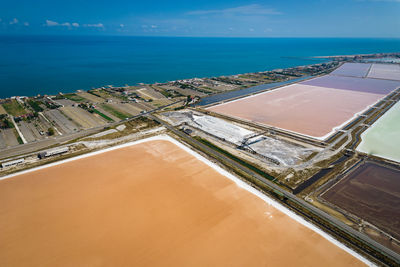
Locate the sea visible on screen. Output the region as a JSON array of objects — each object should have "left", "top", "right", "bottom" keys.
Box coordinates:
[{"left": 0, "top": 35, "right": 399, "bottom": 98}]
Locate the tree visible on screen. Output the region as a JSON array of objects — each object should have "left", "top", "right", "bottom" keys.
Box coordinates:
[
  {"left": 48, "top": 127, "right": 55, "bottom": 136},
  {"left": 2, "top": 118, "right": 14, "bottom": 129}
]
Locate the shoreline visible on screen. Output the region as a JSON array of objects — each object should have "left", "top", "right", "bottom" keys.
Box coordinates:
[
  {"left": 1, "top": 52, "right": 398, "bottom": 100},
  {"left": 314, "top": 52, "right": 400, "bottom": 59}
]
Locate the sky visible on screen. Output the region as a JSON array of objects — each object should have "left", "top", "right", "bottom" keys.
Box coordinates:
[{"left": 0, "top": 0, "right": 399, "bottom": 37}]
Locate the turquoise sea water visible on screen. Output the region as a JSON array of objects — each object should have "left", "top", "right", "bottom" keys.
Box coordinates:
[{"left": 0, "top": 36, "right": 399, "bottom": 98}]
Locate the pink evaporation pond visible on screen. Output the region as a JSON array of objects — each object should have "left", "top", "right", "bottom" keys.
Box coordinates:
[
  {"left": 330, "top": 63, "right": 371, "bottom": 78},
  {"left": 207, "top": 84, "right": 386, "bottom": 139},
  {"left": 300, "top": 75, "right": 400, "bottom": 95},
  {"left": 367, "top": 64, "right": 400, "bottom": 81}
]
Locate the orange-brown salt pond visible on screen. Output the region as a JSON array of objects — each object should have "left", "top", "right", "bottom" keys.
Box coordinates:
[{"left": 0, "top": 137, "right": 366, "bottom": 266}]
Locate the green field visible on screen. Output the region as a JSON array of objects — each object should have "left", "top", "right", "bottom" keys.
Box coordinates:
[
  {"left": 2, "top": 100, "right": 27, "bottom": 116},
  {"left": 93, "top": 109, "right": 113, "bottom": 122},
  {"left": 92, "top": 89, "right": 113, "bottom": 99},
  {"left": 101, "top": 104, "right": 130, "bottom": 120},
  {"left": 27, "top": 100, "right": 44, "bottom": 112},
  {"left": 87, "top": 90, "right": 103, "bottom": 98}
]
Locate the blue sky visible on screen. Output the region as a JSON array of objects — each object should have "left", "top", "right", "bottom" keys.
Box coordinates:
[{"left": 1, "top": 0, "right": 399, "bottom": 37}]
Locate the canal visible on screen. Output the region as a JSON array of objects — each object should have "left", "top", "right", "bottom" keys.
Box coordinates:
[{"left": 195, "top": 76, "right": 311, "bottom": 107}]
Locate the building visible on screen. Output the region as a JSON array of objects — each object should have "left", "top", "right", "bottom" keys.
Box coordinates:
[
  {"left": 182, "top": 127, "right": 193, "bottom": 135},
  {"left": 38, "top": 147, "right": 69, "bottom": 159},
  {"left": 1, "top": 158, "right": 24, "bottom": 168}
]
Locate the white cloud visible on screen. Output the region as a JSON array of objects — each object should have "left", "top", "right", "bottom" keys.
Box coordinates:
[
  {"left": 83, "top": 23, "right": 104, "bottom": 28},
  {"left": 45, "top": 20, "right": 82, "bottom": 28},
  {"left": 120, "top": 24, "right": 125, "bottom": 28},
  {"left": 141, "top": 24, "right": 161, "bottom": 32},
  {"left": 45, "top": 20, "right": 60, "bottom": 26},
  {"left": 187, "top": 4, "right": 281, "bottom": 16},
  {"left": 9, "top": 18, "right": 18, "bottom": 25}
]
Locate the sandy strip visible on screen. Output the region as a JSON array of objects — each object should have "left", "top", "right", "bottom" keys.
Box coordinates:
[
  {"left": 88, "top": 129, "right": 118, "bottom": 138},
  {"left": 0, "top": 135, "right": 373, "bottom": 265}
]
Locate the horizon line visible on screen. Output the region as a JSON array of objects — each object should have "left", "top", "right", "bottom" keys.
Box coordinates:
[{"left": 1, "top": 33, "right": 400, "bottom": 39}]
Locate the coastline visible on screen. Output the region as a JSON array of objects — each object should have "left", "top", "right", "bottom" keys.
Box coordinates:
[{"left": 1, "top": 35, "right": 400, "bottom": 99}]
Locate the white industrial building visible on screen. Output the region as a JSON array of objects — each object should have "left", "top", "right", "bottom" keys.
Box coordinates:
[
  {"left": 1, "top": 158, "right": 24, "bottom": 168},
  {"left": 38, "top": 147, "right": 69, "bottom": 159}
]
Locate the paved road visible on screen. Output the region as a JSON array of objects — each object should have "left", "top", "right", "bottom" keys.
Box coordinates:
[
  {"left": 0, "top": 126, "right": 104, "bottom": 160},
  {"left": 0, "top": 100, "right": 183, "bottom": 160},
  {"left": 150, "top": 114, "right": 400, "bottom": 265}
]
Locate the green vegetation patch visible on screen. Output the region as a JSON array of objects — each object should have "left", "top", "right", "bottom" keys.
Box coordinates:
[
  {"left": 174, "top": 106, "right": 185, "bottom": 111},
  {"left": 160, "top": 90, "right": 176, "bottom": 98},
  {"left": 101, "top": 104, "right": 130, "bottom": 120},
  {"left": 13, "top": 129, "right": 23, "bottom": 144},
  {"left": 64, "top": 93, "right": 85, "bottom": 102},
  {"left": 2, "top": 100, "right": 27, "bottom": 117},
  {"left": 27, "top": 100, "right": 44, "bottom": 112},
  {"left": 93, "top": 109, "right": 113, "bottom": 122},
  {"left": 0, "top": 114, "right": 14, "bottom": 129},
  {"left": 48, "top": 127, "right": 55, "bottom": 136},
  {"left": 87, "top": 90, "right": 103, "bottom": 98},
  {"left": 17, "top": 136, "right": 23, "bottom": 144},
  {"left": 94, "top": 89, "right": 113, "bottom": 99}
]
